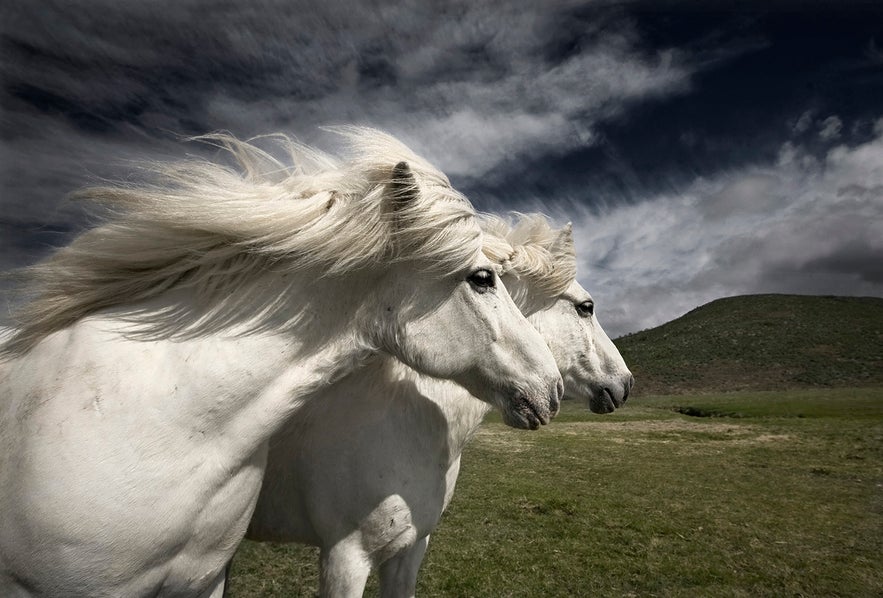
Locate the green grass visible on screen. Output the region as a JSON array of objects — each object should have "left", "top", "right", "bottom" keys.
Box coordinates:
[{"left": 228, "top": 388, "right": 883, "bottom": 597}]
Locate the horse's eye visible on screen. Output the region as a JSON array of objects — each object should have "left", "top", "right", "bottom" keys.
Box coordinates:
[
  {"left": 576, "top": 300, "right": 594, "bottom": 318},
  {"left": 468, "top": 269, "right": 495, "bottom": 292}
]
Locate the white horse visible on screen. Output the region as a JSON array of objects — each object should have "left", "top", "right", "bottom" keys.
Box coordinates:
[
  {"left": 0, "top": 130, "right": 564, "bottom": 598},
  {"left": 242, "top": 215, "right": 634, "bottom": 597}
]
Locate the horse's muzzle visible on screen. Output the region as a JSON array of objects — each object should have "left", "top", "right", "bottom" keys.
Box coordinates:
[{"left": 502, "top": 377, "right": 561, "bottom": 430}]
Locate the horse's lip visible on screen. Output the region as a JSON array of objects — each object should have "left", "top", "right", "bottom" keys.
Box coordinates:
[
  {"left": 502, "top": 408, "right": 541, "bottom": 430},
  {"left": 521, "top": 398, "right": 548, "bottom": 429},
  {"left": 529, "top": 394, "right": 552, "bottom": 427},
  {"left": 505, "top": 390, "right": 549, "bottom": 430},
  {"left": 588, "top": 387, "right": 616, "bottom": 414},
  {"left": 524, "top": 412, "right": 542, "bottom": 430}
]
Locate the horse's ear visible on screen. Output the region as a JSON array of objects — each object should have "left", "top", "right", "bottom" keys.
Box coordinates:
[
  {"left": 387, "top": 161, "right": 418, "bottom": 209},
  {"left": 551, "top": 222, "right": 575, "bottom": 258}
]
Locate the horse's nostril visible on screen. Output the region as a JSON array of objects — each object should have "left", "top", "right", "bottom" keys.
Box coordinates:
[
  {"left": 622, "top": 383, "right": 630, "bottom": 403},
  {"left": 622, "top": 375, "right": 635, "bottom": 402},
  {"left": 548, "top": 378, "right": 563, "bottom": 416}
]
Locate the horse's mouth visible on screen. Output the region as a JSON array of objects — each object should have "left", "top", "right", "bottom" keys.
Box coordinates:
[
  {"left": 588, "top": 387, "right": 617, "bottom": 414},
  {"left": 502, "top": 390, "right": 552, "bottom": 430}
]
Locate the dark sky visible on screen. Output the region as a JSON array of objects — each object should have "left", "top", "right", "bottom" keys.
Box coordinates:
[{"left": 2, "top": 0, "right": 882, "bottom": 336}]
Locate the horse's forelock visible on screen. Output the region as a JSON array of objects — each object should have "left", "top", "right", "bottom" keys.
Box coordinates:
[{"left": 480, "top": 213, "right": 577, "bottom": 307}]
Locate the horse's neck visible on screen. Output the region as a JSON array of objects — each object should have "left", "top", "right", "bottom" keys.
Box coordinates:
[
  {"left": 220, "top": 334, "right": 372, "bottom": 456},
  {"left": 271, "top": 357, "right": 490, "bottom": 463},
  {"left": 385, "top": 359, "right": 492, "bottom": 456},
  {"left": 72, "top": 277, "right": 375, "bottom": 460}
]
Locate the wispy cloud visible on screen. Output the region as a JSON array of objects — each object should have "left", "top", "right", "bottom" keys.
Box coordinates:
[
  {"left": 818, "top": 116, "right": 843, "bottom": 141},
  {"left": 1, "top": 0, "right": 694, "bottom": 263},
  {"left": 572, "top": 115, "right": 883, "bottom": 338},
  {"left": 3, "top": 1, "right": 880, "bottom": 339}
]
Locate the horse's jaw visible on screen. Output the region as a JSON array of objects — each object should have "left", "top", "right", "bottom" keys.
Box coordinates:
[
  {"left": 377, "top": 279, "right": 563, "bottom": 431},
  {"left": 450, "top": 372, "right": 562, "bottom": 430}
]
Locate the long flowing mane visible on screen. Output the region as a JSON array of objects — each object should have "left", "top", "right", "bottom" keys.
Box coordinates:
[
  {"left": 2, "top": 128, "right": 482, "bottom": 356},
  {"left": 481, "top": 213, "right": 577, "bottom": 310}
]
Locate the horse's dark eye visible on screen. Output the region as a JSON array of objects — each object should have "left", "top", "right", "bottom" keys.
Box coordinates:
[
  {"left": 468, "top": 269, "right": 495, "bottom": 292},
  {"left": 576, "top": 300, "right": 594, "bottom": 318}
]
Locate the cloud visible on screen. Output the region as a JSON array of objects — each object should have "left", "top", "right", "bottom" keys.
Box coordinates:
[
  {"left": 1, "top": 0, "right": 696, "bottom": 279},
  {"left": 572, "top": 115, "right": 883, "bottom": 338},
  {"left": 6, "top": 2, "right": 877, "bottom": 342},
  {"left": 697, "top": 173, "right": 783, "bottom": 220},
  {"left": 818, "top": 115, "right": 843, "bottom": 140},
  {"left": 792, "top": 110, "right": 814, "bottom": 134},
  {"left": 864, "top": 37, "right": 883, "bottom": 65},
  {"left": 2, "top": 2, "right": 694, "bottom": 156},
  {"left": 796, "top": 240, "right": 883, "bottom": 284},
  {"left": 197, "top": 3, "right": 693, "bottom": 179}
]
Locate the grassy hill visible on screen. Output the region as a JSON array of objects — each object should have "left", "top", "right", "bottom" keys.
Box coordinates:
[{"left": 614, "top": 294, "right": 883, "bottom": 395}]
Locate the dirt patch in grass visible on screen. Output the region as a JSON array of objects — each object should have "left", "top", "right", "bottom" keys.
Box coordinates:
[
  {"left": 472, "top": 427, "right": 537, "bottom": 452},
  {"left": 475, "top": 420, "right": 796, "bottom": 449},
  {"left": 754, "top": 433, "right": 794, "bottom": 443},
  {"left": 547, "top": 419, "right": 747, "bottom": 435}
]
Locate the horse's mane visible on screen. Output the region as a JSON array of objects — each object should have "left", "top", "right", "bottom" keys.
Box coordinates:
[
  {"left": 481, "top": 213, "right": 577, "bottom": 310},
  {"left": 2, "top": 128, "right": 481, "bottom": 356}
]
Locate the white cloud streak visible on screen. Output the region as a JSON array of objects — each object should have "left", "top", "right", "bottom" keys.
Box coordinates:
[
  {"left": 571, "top": 116, "right": 883, "bottom": 338},
  {"left": 4, "top": 1, "right": 879, "bottom": 340},
  {"left": 1, "top": 0, "right": 693, "bottom": 248},
  {"left": 198, "top": 2, "right": 693, "bottom": 178},
  {"left": 818, "top": 115, "right": 843, "bottom": 141}
]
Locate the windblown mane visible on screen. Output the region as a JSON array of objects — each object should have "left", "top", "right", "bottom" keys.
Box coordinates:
[
  {"left": 2, "top": 128, "right": 481, "bottom": 356},
  {"left": 481, "top": 213, "right": 577, "bottom": 310}
]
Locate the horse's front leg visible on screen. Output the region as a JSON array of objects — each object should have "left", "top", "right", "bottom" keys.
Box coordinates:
[
  {"left": 319, "top": 540, "right": 372, "bottom": 598},
  {"left": 378, "top": 535, "right": 429, "bottom": 598}
]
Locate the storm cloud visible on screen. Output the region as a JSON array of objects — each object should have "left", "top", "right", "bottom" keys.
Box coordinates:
[
  {"left": 576, "top": 115, "right": 883, "bottom": 337},
  {"left": 2, "top": 1, "right": 881, "bottom": 335}
]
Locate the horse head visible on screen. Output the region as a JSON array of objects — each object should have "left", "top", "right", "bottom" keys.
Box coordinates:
[
  {"left": 368, "top": 159, "right": 563, "bottom": 430},
  {"left": 525, "top": 224, "right": 634, "bottom": 413}
]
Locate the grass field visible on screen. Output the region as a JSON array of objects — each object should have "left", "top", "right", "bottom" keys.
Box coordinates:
[{"left": 227, "top": 388, "right": 883, "bottom": 597}]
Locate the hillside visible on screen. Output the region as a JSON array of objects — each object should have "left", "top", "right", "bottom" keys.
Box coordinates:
[{"left": 614, "top": 294, "right": 883, "bottom": 395}]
